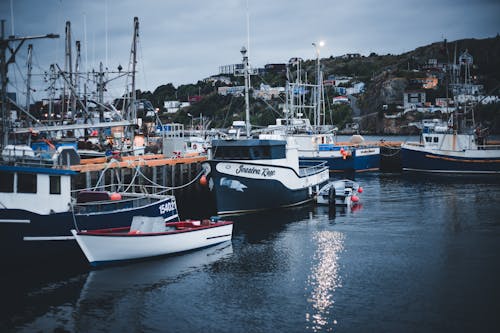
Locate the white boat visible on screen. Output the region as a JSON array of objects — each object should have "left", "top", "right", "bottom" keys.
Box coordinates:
[
  {"left": 316, "top": 179, "right": 363, "bottom": 206},
  {"left": 71, "top": 216, "right": 233, "bottom": 266}
]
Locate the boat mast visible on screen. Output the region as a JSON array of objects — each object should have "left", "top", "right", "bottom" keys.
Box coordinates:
[
  {"left": 0, "top": 19, "right": 59, "bottom": 148},
  {"left": 64, "top": 21, "right": 73, "bottom": 120},
  {"left": 75, "top": 40, "right": 81, "bottom": 114},
  {"left": 241, "top": 46, "right": 251, "bottom": 137},
  {"left": 127, "top": 16, "right": 139, "bottom": 141},
  {"left": 25, "top": 43, "right": 32, "bottom": 122},
  {"left": 312, "top": 41, "right": 324, "bottom": 130}
]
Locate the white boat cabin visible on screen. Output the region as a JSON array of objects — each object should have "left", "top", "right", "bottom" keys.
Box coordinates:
[{"left": 0, "top": 165, "right": 74, "bottom": 214}]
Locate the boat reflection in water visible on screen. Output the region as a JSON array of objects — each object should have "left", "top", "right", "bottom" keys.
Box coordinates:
[
  {"left": 15, "top": 242, "right": 232, "bottom": 333},
  {"left": 305, "top": 230, "right": 345, "bottom": 331}
]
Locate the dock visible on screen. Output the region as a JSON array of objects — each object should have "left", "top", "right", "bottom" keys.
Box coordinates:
[{"left": 69, "top": 154, "right": 208, "bottom": 192}]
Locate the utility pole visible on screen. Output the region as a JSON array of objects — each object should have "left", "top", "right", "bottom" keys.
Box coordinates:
[{"left": 0, "top": 19, "right": 59, "bottom": 148}]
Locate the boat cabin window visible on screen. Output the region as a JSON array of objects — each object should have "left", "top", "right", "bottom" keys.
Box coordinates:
[
  {"left": 50, "top": 175, "right": 61, "bottom": 194},
  {"left": 425, "top": 137, "right": 432, "bottom": 143},
  {"left": 0, "top": 172, "right": 14, "bottom": 193},
  {"left": 213, "top": 144, "right": 284, "bottom": 160},
  {"left": 214, "top": 147, "right": 251, "bottom": 159},
  {"left": 18, "top": 173, "right": 37, "bottom": 193},
  {"left": 433, "top": 137, "right": 439, "bottom": 143}
]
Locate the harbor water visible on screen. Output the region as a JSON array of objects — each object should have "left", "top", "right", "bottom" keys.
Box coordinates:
[{"left": 2, "top": 171, "right": 499, "bottom": 332}]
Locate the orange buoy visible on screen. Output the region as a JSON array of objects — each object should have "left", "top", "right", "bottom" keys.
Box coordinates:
[
  {"left": 351, "top": 195, "right": 359, "bottom": 203},
  {"left": 200, "top": 174, "right": 207, "bottom": 186},
  {"left": 357, "top": 187, "right": 363, "bottom": 193},
  {"left": 110, "top": 192, "right": 122, "bottom": 201}
]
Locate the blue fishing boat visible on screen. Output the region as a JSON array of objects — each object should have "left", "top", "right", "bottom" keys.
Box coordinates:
[{"left": 294, "top": 133, "right": 380, "bottom": 172}]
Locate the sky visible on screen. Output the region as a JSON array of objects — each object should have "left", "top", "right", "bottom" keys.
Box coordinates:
[{"left": 1, "top": 0, "right": 499, "bottom": 104}]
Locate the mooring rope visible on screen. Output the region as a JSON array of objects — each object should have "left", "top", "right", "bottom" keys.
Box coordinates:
[{"left": 133, "top": 165, "right": 205, "bottom": 190}]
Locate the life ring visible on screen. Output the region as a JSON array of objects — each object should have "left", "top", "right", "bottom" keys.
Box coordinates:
[{"left": 192, "top": 143, "right": 197, "bottom": 150}]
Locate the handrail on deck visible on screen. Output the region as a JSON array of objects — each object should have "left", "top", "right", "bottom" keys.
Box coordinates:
[{"left": 299, "top": 160, "right": 328, "bottom": 176}]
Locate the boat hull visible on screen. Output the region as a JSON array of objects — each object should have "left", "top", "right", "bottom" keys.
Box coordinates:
[
  {"left": 72, "top": 223, "right": 233, "bottom": 266},
  {"left": 401, "top": 145, "right": 500, "bottom": 174},
  {"left": 0, "top": 195, "right": 179, "bottom": 263},
  {"left": 300, "top": 147, "right": 380, "bottom": 172},
  {"left": 205, "top": 160, "right": 328, "bottom": 215}
]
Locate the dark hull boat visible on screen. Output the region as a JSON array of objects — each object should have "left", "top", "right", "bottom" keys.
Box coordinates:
[
  {"left": 401, "top": 131, "right": 500, "bottom": 174},
  {"left": 203, "top": 139, "right": 329, "bottom": 215},
  {"left": 0, "top": 163, "right": 179, "bottom": 264}
]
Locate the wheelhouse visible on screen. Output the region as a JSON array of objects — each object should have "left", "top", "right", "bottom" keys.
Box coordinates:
[{"left": 211, "top": 139, "right": 286, "bottom": 160}]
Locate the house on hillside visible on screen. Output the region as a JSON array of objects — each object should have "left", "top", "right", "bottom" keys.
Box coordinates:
[
  {"left": 163, "top": 101, "right": 190, "bottom": 114},
  {"left": 205, "top": 75, "right": 232, "bottom": 85},
  {"left": 404, "top": 90, "right": 426, "bottom": 109},
  {"left": 218, "top": 86, "right": 245, "bottom": 96},
  {"left": 264, "top": 63, "right": 286, "bottom": 73},
  {"left": 253, "top": 83, "right": 284, "bottom": 100},
  {"left": 332, "top": 96, "right": 349, "bottom": 104}
]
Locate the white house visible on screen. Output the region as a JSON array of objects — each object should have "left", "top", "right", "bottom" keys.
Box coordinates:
[{"left": 218, "top": 86, "right": 245, "bottom": 96}]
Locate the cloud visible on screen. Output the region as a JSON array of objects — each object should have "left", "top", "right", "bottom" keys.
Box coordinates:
[{"left": 1, "top": 0, "right": 499, "bottom": 104}]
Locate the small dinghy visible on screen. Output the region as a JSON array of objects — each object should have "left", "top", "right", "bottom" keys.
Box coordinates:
[
  {"left": 316, "top": 179, "right": 363, "bottom": 206},
  {"left": 71, "top": 216, "right": 233, "bottom": 266}
]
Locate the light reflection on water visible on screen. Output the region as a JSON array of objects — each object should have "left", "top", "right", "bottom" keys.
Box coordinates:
[{"left": 305, "top": 230, "right": 345, "bottom": 332}]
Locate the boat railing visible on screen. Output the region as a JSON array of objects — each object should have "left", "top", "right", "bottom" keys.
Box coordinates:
[
  {"left": 479, "top": 144, "right": 500, "bottom": 150},
  {"left": 71, "top": 183, "right": 172, "bottom": 197},
  {"left": 298, "top": 160, "right": 328, "bottom": 176},
  {"left": 1, "top": 154, "right": 55, "bottom": 168},
  {"left": 72, "top": 184, "right": 173, "bottom": 214}
]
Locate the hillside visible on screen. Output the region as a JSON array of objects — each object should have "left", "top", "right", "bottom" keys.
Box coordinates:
[{"left": 138, "top": 35, "right": 500, "bottom": 134}]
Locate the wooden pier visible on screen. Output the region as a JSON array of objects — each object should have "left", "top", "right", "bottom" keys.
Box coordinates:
[{"left": 69, "top": 154, "right": 208, "bottom": 193}]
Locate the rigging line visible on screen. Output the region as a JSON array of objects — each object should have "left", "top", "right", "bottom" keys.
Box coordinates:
[
  {"left": 92, "top": 158, "right": 123, "bottom": 190},
  {"left": 135, "top": 167, "right": 205, "bottom": 191},
  {"left": 258, "top": 96, "right": 282, "bottom": 117},
  {"left": 122, "top": 161, "right": 143, "bottom": 193}
]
